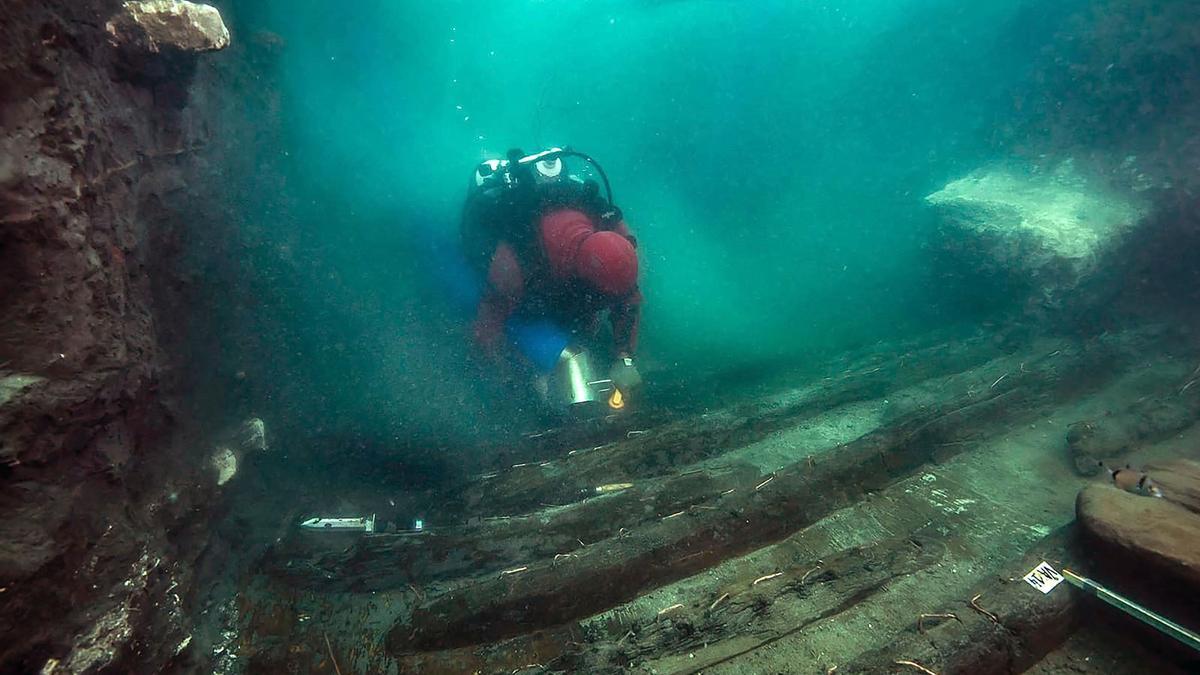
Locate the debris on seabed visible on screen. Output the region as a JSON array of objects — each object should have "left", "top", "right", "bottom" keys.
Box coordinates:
[
  {"left": 709, "top": 592, "right": 730, "bottom": 610},
  {"left": 969, "top": 593, "right": 1000, "bottom": 623},
  {"left": 751, "top": 571, "right": 783, "bottom": 586},
  {"left": 917, "top": 612, "right": 960, "bottom": 633},
  {"left": 323, "top": 633, "right": 343, "bottom": 675},
  {"left": 799, "top": 561, "right": 824, "bottom": 585},
  {"left": 657, "top": 603, "right": 685, "bottom": 617},
  {"left": 895, "top": 659, "right": 939, "bottom": 675},
  {"left": 595, "top": 482, "right": 634, "bottom": 494}
]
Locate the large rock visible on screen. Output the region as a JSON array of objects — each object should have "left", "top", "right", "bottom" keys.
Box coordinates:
[
  {"left": 106, "top": 0, "right": 230, "bottom": 54},
  {"left": 209, "top": 417, "right": 269, "bottom": 487},
  {"left": 926, "top": 160, "right": 1148, "bottom": 310},
  {"left": 1076, "top": 483, "right": 1200, "bottom": 591}
]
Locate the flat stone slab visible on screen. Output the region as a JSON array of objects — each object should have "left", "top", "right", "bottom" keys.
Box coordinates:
[
  {"left": 926, "top": 160, "right": 1147, "bottom": 306},
  {"left": 1077, "top": 483, "right": 1200, "bottom": 591},
  {"left": 927, "top": 161, "right": 1145, "bottom": 263}
]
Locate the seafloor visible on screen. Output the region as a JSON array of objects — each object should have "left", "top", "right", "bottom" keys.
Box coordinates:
[{"left": 215, "top": 323, "right": 1200, "bottom": 674}]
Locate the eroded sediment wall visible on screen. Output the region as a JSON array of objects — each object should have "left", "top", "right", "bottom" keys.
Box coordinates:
[{"left": 0, "top": 2, "right": 229, "bottom": 671}]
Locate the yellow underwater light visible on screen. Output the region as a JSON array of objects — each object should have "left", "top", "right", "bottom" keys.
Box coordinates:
[{"left": 608, "top": 388, "right": 625, "bottom": 410}]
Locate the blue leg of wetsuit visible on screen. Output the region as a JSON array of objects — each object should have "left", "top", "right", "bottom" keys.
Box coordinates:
[
  {"left": 505, "top": 316, "right": 569, "bottom": 373},
  {"left": 438, "top": 245, "right": 568, "bottom": 372}
]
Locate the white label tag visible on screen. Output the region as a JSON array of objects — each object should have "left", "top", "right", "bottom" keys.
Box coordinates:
[{"left": 1023, "top": 561, "right": 1065, "bottom": 594}]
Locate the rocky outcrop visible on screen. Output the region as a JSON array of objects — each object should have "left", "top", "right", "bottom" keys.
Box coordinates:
[
  {"left": 1014, "top": 1, "right": 1200, "bottom": 196},
  {"left": 209, "top": 416, "right": 268, "bottom": 486},
  {"left": 925, "top": 160, "right": 1148, "bottom": 314},
  {"left": 105, "top": 1, "right": 230, "bottom": 54},
  {"left": 1077, "top": 480, "right": 1200, "bottom": 592},
  {"left": 0, "top": 1, "right": 229, "bottom": 672}
]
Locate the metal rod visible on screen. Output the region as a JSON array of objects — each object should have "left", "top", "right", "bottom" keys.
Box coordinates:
[{"left": 1062, "top": 568, "right": 1200, "bottom": 653}]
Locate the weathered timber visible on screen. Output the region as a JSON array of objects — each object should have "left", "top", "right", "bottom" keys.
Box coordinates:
[
  {"left": 558, "top": 532, "right": 947, "bottom": 673},
  {"left": 267, "top": 464, "right": 757, "bottom": 591},
  {"left": 1067, "top": 382, "right": 1200, "bottom": 475},
  {"left": 459, "top": 334, "right": 1006, "bottom": 516},
  {"left": 836, "top": 525, "right": 1087, "bottom": 675},
  {"left": 386, "top": 337, "right": 1125, "bottom": 653}
]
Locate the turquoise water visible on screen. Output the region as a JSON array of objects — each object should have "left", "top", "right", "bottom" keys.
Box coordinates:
[
  {"left": 158, "top": 2, "right": 1200, "bottom": 672},
  {"left": 204, "top": 1, "right": 1110, "bottom": 447}
]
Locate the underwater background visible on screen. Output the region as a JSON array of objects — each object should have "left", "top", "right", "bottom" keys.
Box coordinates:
[
  {"left": 4, "top": 0, "right": 1200, "bottom": 672},
  {"left": 189, "top": 0, "right": 1134, "bottom": 453}
]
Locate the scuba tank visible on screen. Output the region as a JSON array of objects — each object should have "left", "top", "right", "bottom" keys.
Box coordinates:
[
  {"left": 463, "top": 147, "right": 619, "bottom": 240},
  {"left": 467, "top": 147, "right": 615, "bottom": 204},
  {"left": 461, "top": 147, "right": 622, "bottom": 272}
]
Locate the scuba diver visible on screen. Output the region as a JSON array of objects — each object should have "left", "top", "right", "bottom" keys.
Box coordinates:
[{"left": 461, "top": 147, "right": 643, "bottom": 417}]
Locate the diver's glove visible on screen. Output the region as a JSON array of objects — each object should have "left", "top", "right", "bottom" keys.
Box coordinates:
[{"left": 609, "top": 355, "right": 643, "bottom": 393}]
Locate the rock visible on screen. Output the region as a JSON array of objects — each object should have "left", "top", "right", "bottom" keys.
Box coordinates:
[
  {"left": 1076, "top": 484, "right": 1200, "bottom": 591},
  {"left": 926, "top": 160, "right": 1147, "bottom": 310},
  {"left": 210, "top": 446, "right": 237, "bottom": 486},
  {"left": 0, "top": 373, "right": 44, "bottom": 409},
  {"left": 239, "top": 417, "right": 267, "bottom": 454},
  {"left": 106, "top": 1, "right": 231, "bottom": 54},
  {"left": 209, "top": 418, "right": 268, "bottom": 486}
]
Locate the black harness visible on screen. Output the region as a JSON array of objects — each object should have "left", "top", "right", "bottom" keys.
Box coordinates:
[{"left": 460, "top": 148, "right": 623, "bottom": 278}]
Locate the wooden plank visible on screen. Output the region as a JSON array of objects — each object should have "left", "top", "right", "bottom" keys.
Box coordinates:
[
  {"left": 834, "top": 525, "right": 1086, "bottom": 675},
  {"left": 457, "top": 335, "right": 1005, "bottom": 516},
  {"left": 386, "top": 339, "right": 1121, "bottom": 653},
  {"left": 267, "top": 464, "right": 757, "bottom": 591}
]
